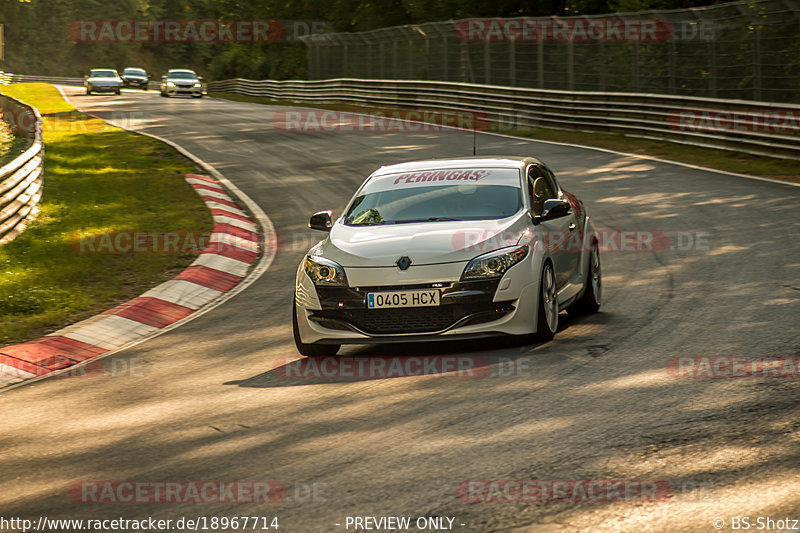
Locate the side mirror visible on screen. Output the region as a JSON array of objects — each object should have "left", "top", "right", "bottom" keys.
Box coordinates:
[
  {"left": 533, "top": 199, "right": 571, "bottom": 224},
  {"left": 309, "top": 211, "right": 333, "bottom": 232}
]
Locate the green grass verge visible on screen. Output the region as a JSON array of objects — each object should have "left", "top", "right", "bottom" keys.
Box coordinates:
[
  {"left": 0, "top": 83, "right": 213, "bottom": 345},
  {"left": 209, "top": 91, "right": 800, "bottom": 184}
]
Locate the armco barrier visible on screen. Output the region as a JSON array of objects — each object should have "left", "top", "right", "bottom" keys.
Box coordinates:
[
  {"left": 2, "top": 73, "right": 84, "bottom": 87},
  {"left": 3, "top": 72, "right": 799, "bottom": 160},
  {"left": 0, "top": 94, "right": 43, "bottom": 245},
  {"left": 206, "top": 77, "right": 800, "bottom": 160}
]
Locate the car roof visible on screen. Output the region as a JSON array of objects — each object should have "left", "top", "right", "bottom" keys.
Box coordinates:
[
  {"left": 371, "top": 156, "right": 542, "bottom": 176},
  {"left": 123, "top": 67, "right": 146, "bottom": 71},
  {"left": 91, "top": 68, "right": 118, "bottom": 72},
  {"left": 167, "top": 69, "right": 196, "bottom": 74}
]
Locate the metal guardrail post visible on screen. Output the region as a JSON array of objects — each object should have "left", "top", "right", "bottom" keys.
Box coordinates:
[
  {"left": 484, "top": 38, "right": 491, "bottom": 85},
  {"left": 509, "top": 36, "right": 516, "bottom": 87},
  {"left": 567, "top": 39, "right": 575, "bottom": 91},
  {"left": 598, "top": 41, "right": 606, "bottom": 92},
  {"left": 752, "top": 25, "right": 761, "bottom": 101},
  {"left": 537, "top": 37, "right": 544, "bottom": 88}
]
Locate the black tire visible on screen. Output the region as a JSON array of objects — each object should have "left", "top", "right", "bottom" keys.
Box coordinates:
[
  {"left": 86, "top": 88, "right": 91, "bottom": 95},
  {"left": 533, "top": 262, "right": 558, "bottom": 341},
  {"left": 115, "top": 89, "right": 121, "bottom": 95},
  {"left": 567, "top": 245, "right": 601, "bottom": 316},
  {"left": 292, "top": 300, "right": 340, "bottom": 357},
  {"left": 193, "top": 94, "right": 203, "bottom": 99},
  {"left": 143, "top": 86, "right": 148, "bottom": 91},
  {"left": 160, "top": 91, "right": 167, "bottom": 97}
]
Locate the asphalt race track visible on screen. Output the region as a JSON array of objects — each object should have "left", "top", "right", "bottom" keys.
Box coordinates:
[{"left": 1, "top": 87, "right": 799, "bottom": 532}]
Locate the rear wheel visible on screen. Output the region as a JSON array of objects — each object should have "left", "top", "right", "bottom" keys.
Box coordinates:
[
  {"left": 115, "top": 89, "right": 121, "bottom": 95},
  {"left": 293, "top": 300, "right": 340, "bottom": 357},
  {"left": 534, "top": 262, "right": 558, "bottom": 341},
  {"left": 567, "top": 245, "right": 601, "bottom": 316}
]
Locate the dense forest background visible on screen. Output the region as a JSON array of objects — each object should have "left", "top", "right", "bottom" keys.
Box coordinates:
[{"left": 1, "top": 0, "right": 721, "bottom": 80}]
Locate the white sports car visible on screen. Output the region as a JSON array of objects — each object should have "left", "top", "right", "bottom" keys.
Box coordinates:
[
  {"left": 84, "top": 68, "right": 123, "bottom": 95},
  {"left": 293, "top": 156, "right": 601, "bottom": 356}
]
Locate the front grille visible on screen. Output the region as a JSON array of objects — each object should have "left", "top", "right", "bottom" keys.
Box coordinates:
[
  {"left": 177, "top": 84, "right": 194, "bottom": 88},
  {"left": 360, "top": 306, "right": 456, "bottom": 333},
  {"left": 310, "top": 301, "right": 513, "bottom": 335}
]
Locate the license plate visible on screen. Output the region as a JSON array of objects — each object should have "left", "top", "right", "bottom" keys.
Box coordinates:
[{"left": 367, "top": 289, "right": 441, "bottom": 309}]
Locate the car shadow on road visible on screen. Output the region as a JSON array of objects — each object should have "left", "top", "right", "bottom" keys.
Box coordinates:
[{"left": 223, "top": 311, "right": 604, "bottom": 388}]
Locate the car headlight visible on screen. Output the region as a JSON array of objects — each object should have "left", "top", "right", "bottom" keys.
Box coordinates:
[
  {"left": 166, "top": 81, "right": 175, "bottom": 87},
  {"left": 461, "top": 245, "right": 528, "bottom": 280},
  {"left": 193, "top": 82, "right": 201, "bottom": 88},
  {"left": 304, "top": 255, "right": 348, "bottom": 286}
]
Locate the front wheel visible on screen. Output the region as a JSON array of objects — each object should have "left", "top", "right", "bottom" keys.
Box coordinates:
[
  {"left": 86, "top": 88, "right": 91, "bottom": 95},
  {"left": 293, "top": 300, "right": 340, "bottom": 357},
  {"left": 567, "top": 246, "right": 601, "bottom": 316},
  {"left": 193, "top": 94, "right": 203, "bottom": 99},
  {"left": 534, "top": 262, "right": 558, "bottom": 341},
  {"left": 160, "top": 91, "right": 167, "bottom": 97}
]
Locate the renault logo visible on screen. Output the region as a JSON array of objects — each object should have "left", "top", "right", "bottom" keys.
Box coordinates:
[{"left": 396, "top": 256, "right": 412, "bottom": 271}]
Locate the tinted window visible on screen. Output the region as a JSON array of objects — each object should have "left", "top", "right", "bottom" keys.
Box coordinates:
[
  {"left": 527, "top": 165, "right": 557, "bottom": 215},
  {"left": 344, "top": 168, "right": 522, "bottom": 226},
  {"left": 168, "top": 71, "right": 198, "bottom": 79}
]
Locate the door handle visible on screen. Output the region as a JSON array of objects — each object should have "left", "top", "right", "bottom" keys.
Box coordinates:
[{"left": 568, "top": 223, "right": 577, "bottom": 231}]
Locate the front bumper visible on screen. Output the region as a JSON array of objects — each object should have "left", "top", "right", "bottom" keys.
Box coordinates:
[
  {"left": 164, "top": 84, "right": 203, "bottom": 96},
  {"left": 311, "top": 280, "right": 514, "bottom": 335},
  {"left": 296, "top": 271, "right": 540, "bottom": 344},
  {"left": 87, "top": 84, "right": 120, "bottom": 92},
  {"left": 123, "top": 79, "right": 148, "bottom": 88}
]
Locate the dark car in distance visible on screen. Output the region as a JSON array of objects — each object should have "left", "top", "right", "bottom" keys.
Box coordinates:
[{"left": 121, "top": 67, "right": 150, "bottom": 90}]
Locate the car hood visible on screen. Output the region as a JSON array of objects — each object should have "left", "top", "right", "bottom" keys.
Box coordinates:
[
  {"left": 123, "top": 75, "right": 147, "bottom": 80},
  {"left": 87, "top": 77, "right": 121, "bottom": 83},
  {"left": 166, "top": 77, "right": 199, "bottom": 83},
  {"left": 316, "top": 212, "right": 530, "bottom": 267}
]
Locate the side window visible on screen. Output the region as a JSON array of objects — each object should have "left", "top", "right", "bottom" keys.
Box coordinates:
[{"left": 526, "top": 165, "right": 557, "bottom": 215}]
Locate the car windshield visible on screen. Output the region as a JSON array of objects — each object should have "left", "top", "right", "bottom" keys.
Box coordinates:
[
  {"left": 168, "top": 71, "right": 197, "bottom": 79},
  {"left": 124, "top": 68, "right": 146, "bottom": 76},
  {"left": 344, "top": 168, "right": 522, "bottom": 226},
  {"left": 90, "top": 70, "right": 117, "bottom": 77}
]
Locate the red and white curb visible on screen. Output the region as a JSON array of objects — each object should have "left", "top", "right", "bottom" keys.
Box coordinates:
[{"left": 0, "top": 173, "right": 264, "bottom": 390}]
